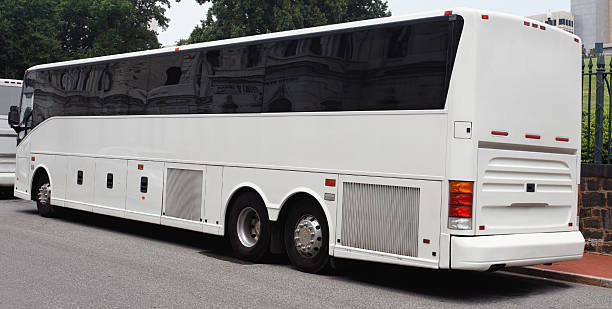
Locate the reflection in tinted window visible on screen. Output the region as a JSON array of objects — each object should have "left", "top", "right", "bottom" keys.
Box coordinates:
[
  {"left": 264, "top": 18, "right": 463, "bottom": 112},
  {"left": 146, "top": 52, "right": 202, "bottom": 114},
  {"left": 27, "top": 16, "right": 462, "bottom": 127},
  {"left": 205, "top": 45, "right": 265, "bottom": 113}
]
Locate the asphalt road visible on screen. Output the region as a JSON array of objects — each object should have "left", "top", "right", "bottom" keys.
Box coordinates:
[{"left": 1, "top": 198, "right": 610, "bottom": 309}]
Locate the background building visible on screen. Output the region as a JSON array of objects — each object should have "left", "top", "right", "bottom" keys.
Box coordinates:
[
  {"left": 571, "top": 0, "right": 611, "bottom": 48},
  {"left": 528, "top": 11, "right": 575, "bottom": 34}
]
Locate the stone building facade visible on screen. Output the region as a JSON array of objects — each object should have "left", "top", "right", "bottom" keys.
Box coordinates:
[{"left": 580, "top": 164, "right": 612, "bottom": 255}]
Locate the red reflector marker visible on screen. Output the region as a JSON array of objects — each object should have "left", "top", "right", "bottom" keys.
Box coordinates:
[
  {"left": 423, "top": 239, "right": 430, "bottom": 244},
  {"left": 491, "top": 131, "right": 509, "bottom": 136},
  {"left": 449, "top": 205, "right": 472, "bottom": 218},
  {"left": 532, "top": 23, "right": 538, "bottom": 28},
  {"left": 574, "top": 38, "right": 580, "bottom": 43},
  {"left": 540, "top": 25, "right": 546, "bottom": 30},
  {"left": 444, "top": 10, "right": 453, "bottom": 15},
  {"left": 479, "top": 225, "right": 485, "bottom": 230},
  {"left": 524, "top": 21, "right": 530, "bottom": 26},
  {"left": 556, "top": 137, "right": 570, "bottom": 142},
  {"left": 482, "top": 15, "right": 489, "bottom": 20},
  {"left": 325, "top": 179, "right": 336, "bottom": 187},
  {"left": 138, "top": 164, "right": 144, "bottom": 170},
  {"left": 568, "top": 222, "right": 573, "bottom": 227},
  {"left": 525, "top": 134, "right": 541, "bottom": 140},
  {"left": 31, "top": 156, "right": 35, "bottom": 161}
]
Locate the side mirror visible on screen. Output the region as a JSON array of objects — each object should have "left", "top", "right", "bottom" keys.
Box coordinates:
[{"left": 8, "top": 106, "right": 19, "bottom": 127}]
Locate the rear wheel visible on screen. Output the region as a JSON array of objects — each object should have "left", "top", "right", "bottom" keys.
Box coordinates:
[
  {"left": 283, "top": 200, "right": 330, "bottom": 273},
  {"left": 35, "top": 174, "right": 57, "bottom": 217},
  {"left": 227, "top": 192, "right": 271, "bottom": 262}
]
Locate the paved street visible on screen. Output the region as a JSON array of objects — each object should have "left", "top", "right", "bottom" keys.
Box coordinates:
[{"left": 1, "top": 198, "right": 610, "bottom": 309}]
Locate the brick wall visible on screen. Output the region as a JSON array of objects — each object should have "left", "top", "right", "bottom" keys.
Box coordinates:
[{"left": 580, "top": 164, "right": 612, "bottom": 255}]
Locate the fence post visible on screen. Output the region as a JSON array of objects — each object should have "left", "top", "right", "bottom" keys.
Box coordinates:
[{"left": 595, "top": 53, "right": 605, "bottom": 164}]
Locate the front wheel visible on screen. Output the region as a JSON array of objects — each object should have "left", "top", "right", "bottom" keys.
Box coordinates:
[
  {"left": 283, "top": 201, "right": 330, "bottom": 273},
  {"left": 35, "top": 178, "right": 57, "bottom": 217}
]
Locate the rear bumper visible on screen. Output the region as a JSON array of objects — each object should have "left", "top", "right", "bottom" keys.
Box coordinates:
[
  {"left": 0, "top": 172, "right": 14, "bottom": 187},
  {"left": 451, "top": 231, "right": 585, "bottom": 271}
]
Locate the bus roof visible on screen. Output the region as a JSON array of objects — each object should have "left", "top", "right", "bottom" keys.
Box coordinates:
[{"left": 27, "top": 8, "right": 580, "bottom": 72}]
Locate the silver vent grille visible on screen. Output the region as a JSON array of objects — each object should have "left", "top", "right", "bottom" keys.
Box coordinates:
[
  {"left": 341, "top": 182, "right": 419, "bottom": 257},
  {"left": 165, "top": 168, "right": 203, "bottom": 221}
]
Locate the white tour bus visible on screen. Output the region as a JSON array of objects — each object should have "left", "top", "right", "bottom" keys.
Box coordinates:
[
  {"left": 9, "top": 9, "right": 585, "bottom": 273},
  {"left": 0, "top": 79, "right": 22, "bottom": 189}
]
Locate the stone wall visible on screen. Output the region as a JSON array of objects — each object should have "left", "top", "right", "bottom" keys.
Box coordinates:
[{"left": 580, "top": 164, "right": 612, "bottom": 255}]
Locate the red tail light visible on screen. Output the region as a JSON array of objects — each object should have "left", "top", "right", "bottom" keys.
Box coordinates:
[
  {"left": 449, "top": 181, "right": 473, "bottom": 219},
  {"left": 445, "top": 10, "right": 453, "bottom": 15},
  {"left": 482, "top": 15, "right": 489, "bottom": 20},
  {"left": 449, "top": 206, "right": 472, "bottom": 218},
  {"left": 449, "top": 193, "right": 473, "bottom": 206}
]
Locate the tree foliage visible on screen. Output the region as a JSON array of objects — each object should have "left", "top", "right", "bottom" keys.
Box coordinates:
[
  {"left": 182, "top": 0, "right": 391, "bottom": 44},
  {"left": 0, "top": 0, "right": 173, "bottom": 79}
]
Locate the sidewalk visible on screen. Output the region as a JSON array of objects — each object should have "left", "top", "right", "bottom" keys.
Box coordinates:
[{"left": 506, "top": 253, "right": 612, "bottom": 288}]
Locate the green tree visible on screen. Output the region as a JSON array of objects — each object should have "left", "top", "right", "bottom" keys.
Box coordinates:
[
  {"left": 181, "top": 0, "right": 391, "bottom": 44},
  {"left": 0, "top": 0, "right": 173, "bottom": 79},
  {"left": 0, "top": 0, "right": 63, "bottom": 79},
  {"left": 58, "top": 0, "right": 173, "bottom": 59}
]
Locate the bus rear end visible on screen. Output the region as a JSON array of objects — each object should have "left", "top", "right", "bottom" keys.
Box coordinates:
[
  {"left": 448, "top": 10, "right": 584, "bottom": 270},
  {"left": 0, "top": 79, "right": 22, "bottom": 188}
]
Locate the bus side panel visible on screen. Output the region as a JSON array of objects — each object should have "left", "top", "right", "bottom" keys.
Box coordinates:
[
  {"left": 124, "top": 160, "right": 164, "bottom": 224},
  {"left": 92, "top": 158, "right": 128, "bottom": 218},
  {"left": 65, "top": 156, "right": 94, "bottom": 212},
  {"left": 335, "top": 175, "right": 441, "bottom": 266}
]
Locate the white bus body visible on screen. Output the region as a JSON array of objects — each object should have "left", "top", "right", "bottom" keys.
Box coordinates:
[
  {"left": 12, "top": 9, "right": 584, "bottom": 272},
  {"left": 0, "top": 79, "right": 22, "bottom": 187}
]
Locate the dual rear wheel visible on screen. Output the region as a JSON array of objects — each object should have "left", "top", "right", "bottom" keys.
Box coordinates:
[{"left": 227, "top": 192, "right": 329, "bottom": 273}]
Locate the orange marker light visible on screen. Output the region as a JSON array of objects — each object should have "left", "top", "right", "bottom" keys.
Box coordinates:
[
  {"left": 450, "top": 181, "right": 473, "bottom": 194},
  {"left": 141, "top": 196, "right": 146, "bottom": 200}
]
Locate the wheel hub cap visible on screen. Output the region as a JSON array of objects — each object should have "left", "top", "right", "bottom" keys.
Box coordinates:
[
  {"left": 38, "top": 183, "right": 51, "bottom": 206},
  {"left": 237, "top": 207, "right": 260, "bottom": 248},
  {"left": 293, "top": 215, "right": 323, "bottom": 258}
]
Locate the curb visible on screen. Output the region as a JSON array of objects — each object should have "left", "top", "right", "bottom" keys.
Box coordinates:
[{"left": 505, "top": 266, "right": 612, "bottom": 288}]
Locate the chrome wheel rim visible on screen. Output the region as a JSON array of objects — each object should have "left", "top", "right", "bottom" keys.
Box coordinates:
[
  {"left": 236, "top": 207, "right": 261, "bottom": 248},
  {"left": 293, "top": 214, "right": 323, "bottom": 258},
  {"left": 38, "top": 183, "right": 51, "bottom": 206}
]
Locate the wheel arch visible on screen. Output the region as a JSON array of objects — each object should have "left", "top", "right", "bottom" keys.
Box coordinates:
[
  {"left": 222, "top": 183, "right": 268, "bottom": 236},
  {"left": 30, "top": 165, "right": 51, "bottom": 201},
  {"left": 276, "top": 189, "right": 333, "bottom": 239}
]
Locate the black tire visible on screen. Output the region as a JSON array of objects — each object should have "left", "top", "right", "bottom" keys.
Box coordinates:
[
  {"left": 227, "top": 191, "right": 271, "bottom": 262},
  {"left": 34, "top": 173, "right": 57, "bottom": 218},
  {"left": 283, "top": 200, "right": 330, "bottom": 274}
]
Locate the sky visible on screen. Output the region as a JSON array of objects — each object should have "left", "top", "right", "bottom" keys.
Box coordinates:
[{"left": 158, "top": 0, "right": 571, "bottom": 46}]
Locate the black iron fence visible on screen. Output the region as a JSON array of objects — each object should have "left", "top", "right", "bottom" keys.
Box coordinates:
[{"left": 583, "top": 54, "right": 612, "bottom": 163}]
